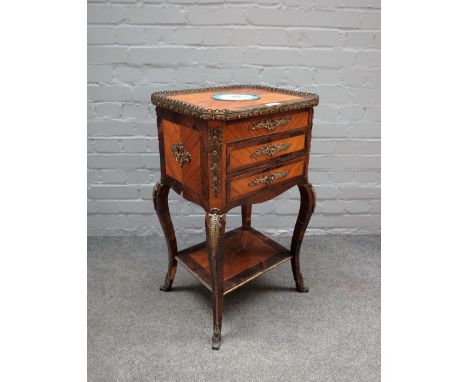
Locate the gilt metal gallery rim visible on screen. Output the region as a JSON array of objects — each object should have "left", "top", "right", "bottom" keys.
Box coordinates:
[{"left": 151, "top": 85, "right": 319, "bottom": 121}]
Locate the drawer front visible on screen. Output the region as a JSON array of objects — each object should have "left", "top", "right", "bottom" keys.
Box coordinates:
[
  {"left": 228, "top": 159, "right": 305, "bottom": 202},
  {"left": 225, "top": 111, "right": 309, "bottom": 142},
  {"left": 228, "top": 132, "right": 306, "bottom": 172}
]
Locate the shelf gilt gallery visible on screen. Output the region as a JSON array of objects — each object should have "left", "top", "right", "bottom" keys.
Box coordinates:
[{"left": 150, "top": 85, "right": 319, "bottom": 349}]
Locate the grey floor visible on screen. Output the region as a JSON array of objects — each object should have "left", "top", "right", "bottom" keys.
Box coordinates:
[{"left": 88, "top": 234, "right": 380, "bottom": 382}]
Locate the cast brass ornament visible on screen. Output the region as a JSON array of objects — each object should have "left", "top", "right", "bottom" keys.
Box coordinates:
[
  {"left": 250, "top": 118, "right": 291, "bottom": 131},
  {"left": 153, "top": 182, "right": 162, "bottom": 201},
  {"left": 212, "top": 326, "right": 221, "bottom": 350},
  {"left": 170, "top": 143, "right": 192, "bottom": 167},
  {"left": 151, "top": 85, "right": 319, "bottom": 121},
  {"left": 295, "top": 273, "right": 309, "bottom": 293},
  {"left": 250, "top": 143, "right": 292, "bottom": 159},
  {"left": 209, "top": 127, "right": 222, "bottom": 197},
  {"left": 207, "top": 208, "right": 222, "bottom": 260},
  {"left": 248, "top": 170, "right": 289, "bottom": 187}
]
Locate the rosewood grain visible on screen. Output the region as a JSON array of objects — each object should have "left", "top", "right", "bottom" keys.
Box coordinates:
[
  {"left": 161, "top": 118, "right": 201, "bottom": 194},
  {"left": 228, "top": 130, "right": 306, "bottom": 172},
  {"left": 227, "top": 157, "right": 306, "bottom": 202},
  {"left": 241, "top": 204, "right": 252, "bottom": 229},
  {"left": 225, "top": 111, "right": 309, "bottom": 142},
  {"left": 151, "top": 85, "right": 319, "bottom": 349},
  {"left": 176, "top": 227, "right": 291, "bottom": 295}
]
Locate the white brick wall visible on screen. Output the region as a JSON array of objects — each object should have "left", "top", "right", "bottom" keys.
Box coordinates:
[{"left": 87, "top": 0, "right": 381, "bottom": 236}]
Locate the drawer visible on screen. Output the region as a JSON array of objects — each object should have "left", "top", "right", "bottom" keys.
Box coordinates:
[
  {"left": 228, "top": 158, "right": 305, "bottom": 202},
  {"left": 225, "top": 111, "right": 309, "bottom": 142},
  {"left": 227, "top": 131, "right": 306, "bottom": 173}
]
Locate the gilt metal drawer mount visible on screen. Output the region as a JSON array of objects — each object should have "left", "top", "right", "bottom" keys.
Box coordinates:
[
  {"left": 248, "top": 170, "right": 289, "bottom": 186},
  {"left": 250, "top": 143, "right": 292, "bottom": 159}
]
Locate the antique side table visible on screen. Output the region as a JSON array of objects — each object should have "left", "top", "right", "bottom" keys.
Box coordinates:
[{"left": 150, "top": 85, "right": 319, "bottom": 349}]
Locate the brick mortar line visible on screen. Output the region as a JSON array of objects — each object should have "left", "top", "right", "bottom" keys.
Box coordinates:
[
  {"left": 88, "top": 5, "right": 380, "bottom": 13},
  {"left": 88, "top": 25, "right": 380, "bottom": 31},
  {"left": 88, "top": 22, "right": 380, "bottom": 31},
  {"left": 89, "top": 44, "right": 380, "bottom": 51}
]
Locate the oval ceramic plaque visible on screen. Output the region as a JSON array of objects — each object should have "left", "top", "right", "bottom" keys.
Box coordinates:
[{"left": 211, "top": 93, "right": 260, "bottom": 101}]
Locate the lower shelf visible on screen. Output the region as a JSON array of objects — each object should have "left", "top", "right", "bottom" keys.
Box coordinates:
[{"left": 176, "top": 227, "right": 291, "bottom": 295}]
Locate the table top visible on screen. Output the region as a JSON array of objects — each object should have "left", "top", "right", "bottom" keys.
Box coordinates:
[{"left": 151, "top": 85, "right": 319, "bottom": 121}]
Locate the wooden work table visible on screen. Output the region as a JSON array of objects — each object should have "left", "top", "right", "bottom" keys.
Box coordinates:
[{"left": 151, "top": 85, "right": 319, "bottom": 349}]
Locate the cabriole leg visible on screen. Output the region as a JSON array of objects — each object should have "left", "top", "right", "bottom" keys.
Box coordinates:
[
  {"left": 290, "top": 182, "right": 316, "bottom": 293},
  {"left": 153, "top": 182, "right": 178, "bottom": 292},
  {"left": 205, "top": 208, "right": 226, "bottom": 350}
]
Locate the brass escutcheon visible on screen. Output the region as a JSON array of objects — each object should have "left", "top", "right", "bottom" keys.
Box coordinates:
[{"left": 170, "top": 143, "right": 192, "bottom": 167}]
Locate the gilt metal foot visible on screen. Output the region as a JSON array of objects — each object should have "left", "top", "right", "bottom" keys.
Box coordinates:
[
  {"left": 295, "top": 273, "right": 309, "bottom": 293},
  {"left": 212, "top": 326, "right": 221, "bottom": 350},
  {"left": 159, "top": 273, "right": 173, "bottom": 292}
]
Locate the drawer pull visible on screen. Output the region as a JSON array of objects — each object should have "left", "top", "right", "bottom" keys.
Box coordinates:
[
  {"left": 250, "top": 118, "right": 291, "bottom": 131},
  {"left": 170, "top": 143, "right": 192, "bottom": 167},
  {"left": 248, "top": 170, "right": 289, "bottom": 187},
  {"left": 250, "top": 143, "right": 292, "bottom": 159}
]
